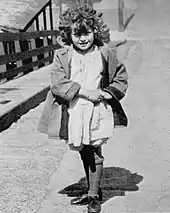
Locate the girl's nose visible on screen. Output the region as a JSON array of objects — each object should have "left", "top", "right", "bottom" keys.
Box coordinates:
[{"left": 79, "top": 35, "right": 86, "bottom": 41}]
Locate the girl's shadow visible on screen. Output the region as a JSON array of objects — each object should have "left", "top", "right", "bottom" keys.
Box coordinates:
[{"left": 58, "top": 167, "right": 144, "bottom": 203}]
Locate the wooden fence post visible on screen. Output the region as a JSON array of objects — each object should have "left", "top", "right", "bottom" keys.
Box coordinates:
[
  {"left": 118, "top": 0, "right": 124, "bottom": 32},
  {"left": 14, "top": 41, "right": 23, "bottom": 78},
  {"left": 30, "top": 39, "right": 38, "bottom": 71},
  {"left": 43, "top": 36, "right": 50, "bottom": 65},
  {"left": 0, "top": 42, "right": 7, "bottom": 84},
  {"left": 49, "top": 0, "right": 54, "bottom": 30}
]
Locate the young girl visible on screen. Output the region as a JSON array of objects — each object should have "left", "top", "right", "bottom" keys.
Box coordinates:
[{"left": 38, "top": 4, "right": 128, "bottom": 213}]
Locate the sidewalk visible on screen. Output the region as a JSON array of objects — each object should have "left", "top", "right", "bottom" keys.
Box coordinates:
[
  {"left": 0, "top": 65, "right": 50, "bottom": 131},
  {"left": 122, "top": 0, "right": 170, "bottom": 40},
  {"left": 0, "top": 0, "right": 50, "bottom": 30},
  {"left": 36, "top": 1, "right": 170, "bottom": 212},
  {"left": 1, "top": 1, "right": 170, "bottom": 212},
  {"left": 37, "top": 20, "right": 170, "bottom": 213},
  {"left": 1, "top": 38, "right": 167, "bottom": 213}
]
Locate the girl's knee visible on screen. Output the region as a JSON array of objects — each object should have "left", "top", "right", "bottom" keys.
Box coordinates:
[
  {"left": 94, "top": 152, "right": 104, "bottom": 164},
  {"left": 79, "top": 145, "right": 104, "bottom": 165}
]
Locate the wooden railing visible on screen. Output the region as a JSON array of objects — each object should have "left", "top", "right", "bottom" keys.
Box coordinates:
[
  {"left": 0, "top": 30, "right": 61, "bottom": 83},
  {"left": 23, "top": 0, "right": 54, "bottom": 32},
  {"left": 118, "top": 0, "right": 124, "bottom": 32}
]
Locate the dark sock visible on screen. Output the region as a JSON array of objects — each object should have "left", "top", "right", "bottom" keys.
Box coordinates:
[
  {"left": 79, "top": 145, "right": 104, "bottom": 197},
  {"left": 83, "top": 161, "right": 90, "bottom": 191},
  {"left": 88, "top": 162, "right": 103, "bottom": 197},
  {"left": 79, "top": 146, "right": 91, "bottom": 192}
]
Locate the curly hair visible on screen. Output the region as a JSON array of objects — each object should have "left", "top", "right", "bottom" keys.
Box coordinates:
[{"left": 58, "top": 4, "right": 110, "bottom": 45}]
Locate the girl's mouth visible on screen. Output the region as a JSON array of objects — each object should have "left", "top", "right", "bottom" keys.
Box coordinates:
[{"left": 79, "top": 42, "right": 88, "bottom": 46}]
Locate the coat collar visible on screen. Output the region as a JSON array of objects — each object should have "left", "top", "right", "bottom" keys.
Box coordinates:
[
  {"left": 57, "top": 44, "right": 109, "bottom": 78},
  {"left": 57, "top": 46, "right": 73, "bottom": 78}
]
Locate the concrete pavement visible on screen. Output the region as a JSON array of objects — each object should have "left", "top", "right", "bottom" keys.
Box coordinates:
[
  {"left": 1, "top": 37, "right": 170, "bottom": 212},
  {"left": 0, "top": 0, "right": 135, "bottom": 31},
  {"left": 0, "top": 0, "right": 52, "bottom": 30},
  {"left": 36, "top": 39, "right": 170, "bottom": 213},
  {"left": 0, "top": 102, "right": 68, "bottom": 213},
  {"left": 0, "top": 65, "right": 51, "bottom": 131},
  {"left": 1, "top": 0, "right": 170, "bottom": 212},
  {"left": 32, "top": 1, "right": 170, "bottom": 212}
]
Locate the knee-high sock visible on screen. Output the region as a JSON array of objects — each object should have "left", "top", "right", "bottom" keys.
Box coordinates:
[
  {"left": 82, "top": 160, "right": 90, "bottom": 190},
  {"left": 79, "top": 145, "right": 103, "bottom": 195},
  {"left": 88, "top": 162, "right": 103, "bottom": 197},
  {"left": 79, "top": 145, "right": 93, "bottom": 191}
]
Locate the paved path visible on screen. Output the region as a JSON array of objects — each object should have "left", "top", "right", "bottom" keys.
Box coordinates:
[
  {"left": 0, "top": 0, "right": 134, "bottom": 31},
  {"left": 1, "top": 0, "right": 170, "bottom": 212},
  {"left": 0, "top": 102, "right": 68, "bottom": 213},
  {"left": 36, "top": 38, "right": 170, "bottom": 213},
  {"left": 1, "top": 37, "right": 170, "bottom": 212},
  {"left": 128, "top": 0, "right": 170, "bottom": 39},
  {"left": 0, "top": 0, "right": 50, "bottom": 30}
]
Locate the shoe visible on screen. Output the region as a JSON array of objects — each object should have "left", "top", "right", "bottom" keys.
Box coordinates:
[
  {"left": 87, "top": 196, "right": 101, "bottom": 213},
  {"left": 70, "top": 194, "right": 89, "bottom": 205},
  {"left": 70, "top": 187, "right": 102, "bottom": 206}
]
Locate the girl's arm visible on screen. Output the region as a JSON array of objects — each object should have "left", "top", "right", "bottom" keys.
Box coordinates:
[
  {"left": 50, "top": 50, "right": 81, "bottom": 102},
  {"left": 103, "top": 47, "right": 128, "bottom": 101},
  {"left": 78, "top": 88, "right": 102, "bottom": 103}
]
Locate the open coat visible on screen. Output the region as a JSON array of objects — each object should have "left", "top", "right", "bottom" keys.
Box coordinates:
[{"left": 37, "top": 44, "right": 128, "bottom": 139}]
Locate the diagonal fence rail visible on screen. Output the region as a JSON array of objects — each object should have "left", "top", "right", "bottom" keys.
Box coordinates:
[
  {"left": 118, "top": 0, "right": 124, "bottom": 32},
  {"left": 0, "top": 30, "right": 60, "bottom": 83},
  {"left": 23, "top": 0, "right": 54, "bottom": 32}
]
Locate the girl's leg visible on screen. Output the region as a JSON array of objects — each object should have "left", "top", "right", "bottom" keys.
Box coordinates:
[
  {"left": 79, "top": 145, "right": 103, "bottom": 197},
  {"left": 79, "top": 145, "right": 94, "bottom": 191},
  {"left": 88, "top": 146, "right": 104, "bottom": 197},
  {"left": 71, "top": 145, "right": 92, "bottom": 205},
  {"left": 88, "top": 146, "right": 103, "bottom": 213},
  {"left": 71, "top": 145, "right": 103, "bottom": 211}
]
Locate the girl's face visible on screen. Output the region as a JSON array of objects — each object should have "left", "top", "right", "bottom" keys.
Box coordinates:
[{"left": 71, "top": 26, "right": 94, "bottom": 52}]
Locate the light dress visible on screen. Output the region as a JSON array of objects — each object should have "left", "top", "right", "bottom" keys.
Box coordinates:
[{"left": 67, "top": 46, "right": 114, "bottom": 151}]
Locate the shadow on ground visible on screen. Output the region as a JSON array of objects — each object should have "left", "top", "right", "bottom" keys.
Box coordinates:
[
  {"left": 124, "top": 13, "right": 135, "bottom": 30},
  {"left": 58, "top": 167, "right": 144, "bottom": 203},
  {"left": 0, "top": 88, "right": 19, "bottom": 94}
]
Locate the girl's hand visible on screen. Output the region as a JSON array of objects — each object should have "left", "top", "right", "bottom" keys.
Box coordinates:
[
  {"left": 100, "top": 91, "right": 112, "bottom": 100},
  {"left": 78, "top": 89, "right": 102, "bottom": 103},
  {"left": 87, "top": 90, "right": 103, "bottom": 103}
]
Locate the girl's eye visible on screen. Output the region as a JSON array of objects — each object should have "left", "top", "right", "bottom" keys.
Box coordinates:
[
  {"left": 72, "top": 33, "right": 79, "bottom": 37},
  {"left": 73, "top": 32, "right": 92, "bottom": 37}
]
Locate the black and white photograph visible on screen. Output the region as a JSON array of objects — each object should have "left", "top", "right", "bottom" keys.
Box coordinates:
[{"left": 0, "top": 0, "right": 170, "bottom": 212}]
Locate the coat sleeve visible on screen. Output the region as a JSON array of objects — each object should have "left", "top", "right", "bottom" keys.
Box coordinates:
[
  {"left": 103, "top": 47, "right": 128, "bottom": 101},
  {"left": 50, "top": 50, "right": 81, "bottom": 102}
]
